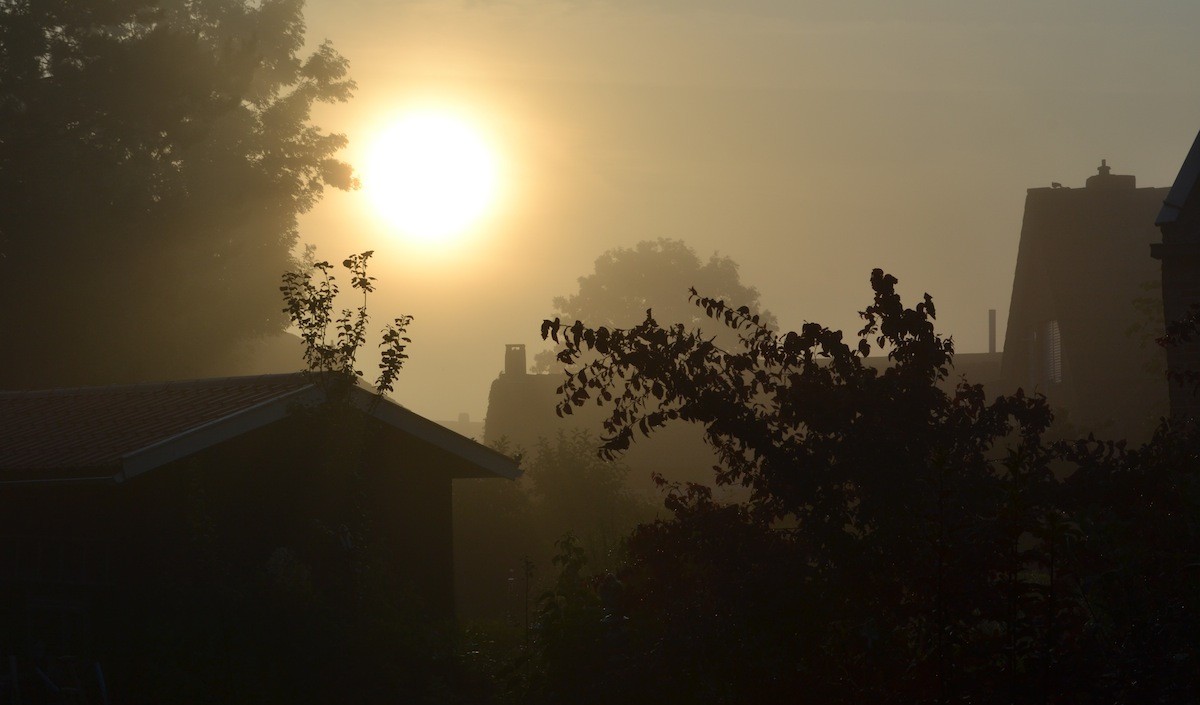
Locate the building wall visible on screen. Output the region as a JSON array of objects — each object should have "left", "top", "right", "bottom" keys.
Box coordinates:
[
  {"left": 1154, "top": 157, "right": 1200, "bottom": 419},
  {"left": 0, "top": 413, "right": 461, "bottom": 659},
  {"left": 1156, "top": 244, "right": 1200, "bottom": 418},
  {"left": 1002, "top": 164, "right": 1168, "bottom": 439}
]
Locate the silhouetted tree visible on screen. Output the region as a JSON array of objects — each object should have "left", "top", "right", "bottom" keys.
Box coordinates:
[
  {"left": 533, "top": 239, "right": 775, "bottom": 371},
  {"left": 0, "top": 0, "right": 355, "bottom": 388},
  {"left": 531, "top": 270, "right": 1093, "bottom": 705}
]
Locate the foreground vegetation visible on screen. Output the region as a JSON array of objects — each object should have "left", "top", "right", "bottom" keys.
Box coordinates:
[
  {"left": 474, "top": 269, "right": 1197, "bottom": 705},
  {"left": 271, "top": 260, "right": 1195, "bottom": 704},
  {"left": 7, "top": 2, "right": 1190, "bottom": 701}
]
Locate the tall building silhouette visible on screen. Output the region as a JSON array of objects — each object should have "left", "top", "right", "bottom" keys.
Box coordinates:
[
  {"left": 1002, "top": 161, "right": 1168, "bottom": 437},
  {"left": 1153, "top": 129, "right": 1200, "bottom": 419}
]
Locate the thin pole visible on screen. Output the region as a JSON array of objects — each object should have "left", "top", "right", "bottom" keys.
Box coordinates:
[{"left": 989, "top": 309, "right": 997, "bottom": 354}]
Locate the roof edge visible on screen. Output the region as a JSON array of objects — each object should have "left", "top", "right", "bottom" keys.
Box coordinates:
[
  {"left": 118, "top": 383, "right": 322, "bottom": 481},
  {"left": 349, "top": 387, "right": 521, "bottom": 480},
  {"left": 11, "top": 372, "right": 520, "bottom": 482},
  {"left": 1157, "top": 128, "right": 1200, "bottom": 227}
]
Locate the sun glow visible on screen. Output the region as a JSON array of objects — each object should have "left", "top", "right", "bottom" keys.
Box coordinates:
[{"left": 362, "top": 109, "right": 502, "bottom": 243}]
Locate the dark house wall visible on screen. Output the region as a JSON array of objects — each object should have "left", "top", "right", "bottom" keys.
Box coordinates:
[
  {"left": 0, "top": 413, "right": 458, "bottom": 661},
  {"left": 1002, "top": 163, "right": 1168, "bottom": 438},
  {"left": 1152, "top": 130, "right": 1200, "bottom": 419},
  {"left": 1156, "top": 210, "right": 1200, "bottom": 418},
  {"left": 0, "top": 483, "right": 122, "bottom": 659},
  {"left": 125, "top": 417, "right": 455, "bottom": 612}
]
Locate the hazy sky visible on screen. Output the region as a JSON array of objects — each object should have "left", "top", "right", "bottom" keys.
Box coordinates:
[{"left": 293, "top": 0, "right": 1200, "bottom": 422}]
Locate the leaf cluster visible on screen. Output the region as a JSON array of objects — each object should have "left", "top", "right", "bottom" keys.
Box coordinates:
[
  {"left": 279, "top": 248, "right": 412, "bottom": 396},
  {"left": 543, "top": 268, "right": 1049, "bottom": 525}
]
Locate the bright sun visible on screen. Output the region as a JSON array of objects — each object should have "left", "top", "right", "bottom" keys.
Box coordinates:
[{"left": 362, "top": 110, "right": 501, "bottom": 243}]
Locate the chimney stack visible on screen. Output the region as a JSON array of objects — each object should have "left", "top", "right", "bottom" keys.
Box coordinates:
[{"left": 504, "top": 344, "right": 527, "bottom": 376}]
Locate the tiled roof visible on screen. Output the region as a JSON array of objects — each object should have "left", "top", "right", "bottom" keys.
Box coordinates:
[
  {"left": 0, "top": 373, "right": 520, "bottom": 483},
  {"left": 0, "top": 374, "right": 315, "bottom": 474}
]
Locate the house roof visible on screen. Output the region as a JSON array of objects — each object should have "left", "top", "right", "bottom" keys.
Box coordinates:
[
  {"left": 1157, "top": 128, "right": 1200, "bottom": 226},
  {"left": 0, "top": 373, "right": 520, "bottom": 483}
]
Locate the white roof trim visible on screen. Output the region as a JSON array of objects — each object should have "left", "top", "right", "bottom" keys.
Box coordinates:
[
  {"left": 348, "top": 386, "right": 521, "bottom": 479},
  {"left": 111, "top": 377, "right": 520, "bottom": 482},
  {"left": 118, "top": 384, "right": 323, "bottom": 482}
]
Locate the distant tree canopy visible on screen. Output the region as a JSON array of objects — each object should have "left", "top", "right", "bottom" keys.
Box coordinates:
[
  {"left": 0, "top": 0, "right": 355, "bottom": 388},
  {"left": 534, "top": 239, "right": 775, "bottom": 371}
]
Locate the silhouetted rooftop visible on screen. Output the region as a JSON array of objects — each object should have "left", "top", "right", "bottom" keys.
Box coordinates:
[
  {"left": 0, "top": 373, "right": 519, "bottom": 482},
  {"left": 1158, "top": 129, "right": 1200, "bottom": 226}
]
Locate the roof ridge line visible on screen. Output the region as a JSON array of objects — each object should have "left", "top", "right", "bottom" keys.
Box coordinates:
[
  {"left": 116, "top": 381, "right": 322, "bottom": 481},
  {"left": 0, "top": 372, "right": 313, "bottom": 398}
]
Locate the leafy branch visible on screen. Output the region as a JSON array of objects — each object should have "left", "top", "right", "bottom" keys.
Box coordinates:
[{"left": 280, "top": 248, "right": 412, "bottom": 396}]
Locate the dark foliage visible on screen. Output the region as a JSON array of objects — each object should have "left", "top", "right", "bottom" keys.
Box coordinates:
[
  {"left": 523, "top": 269, "right": 1199, "bottom": 705},
  {"left": 0, "top": 0, "right": 355, "bottom": 388},
  {"left": 1059, "top": 425, "right": 1200, "bottom": 704},
  {"left": 279, "top": 248, "right": 412, "bottom": 396}
]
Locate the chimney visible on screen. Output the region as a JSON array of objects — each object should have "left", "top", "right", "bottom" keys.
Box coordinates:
[
  {"left": 1085, "top": 158, "right": 1136, "bottom": 190},
  {"left": 988, "top": 309, "right": 997, "bottom": 354},
  {"left": 504, "top": 344, "right": 527, "bottom": 376}
]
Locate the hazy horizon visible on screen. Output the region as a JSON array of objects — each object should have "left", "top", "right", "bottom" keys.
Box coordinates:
[{"left": 291, "top": 0, "right": 1200, "bottom": 422}]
